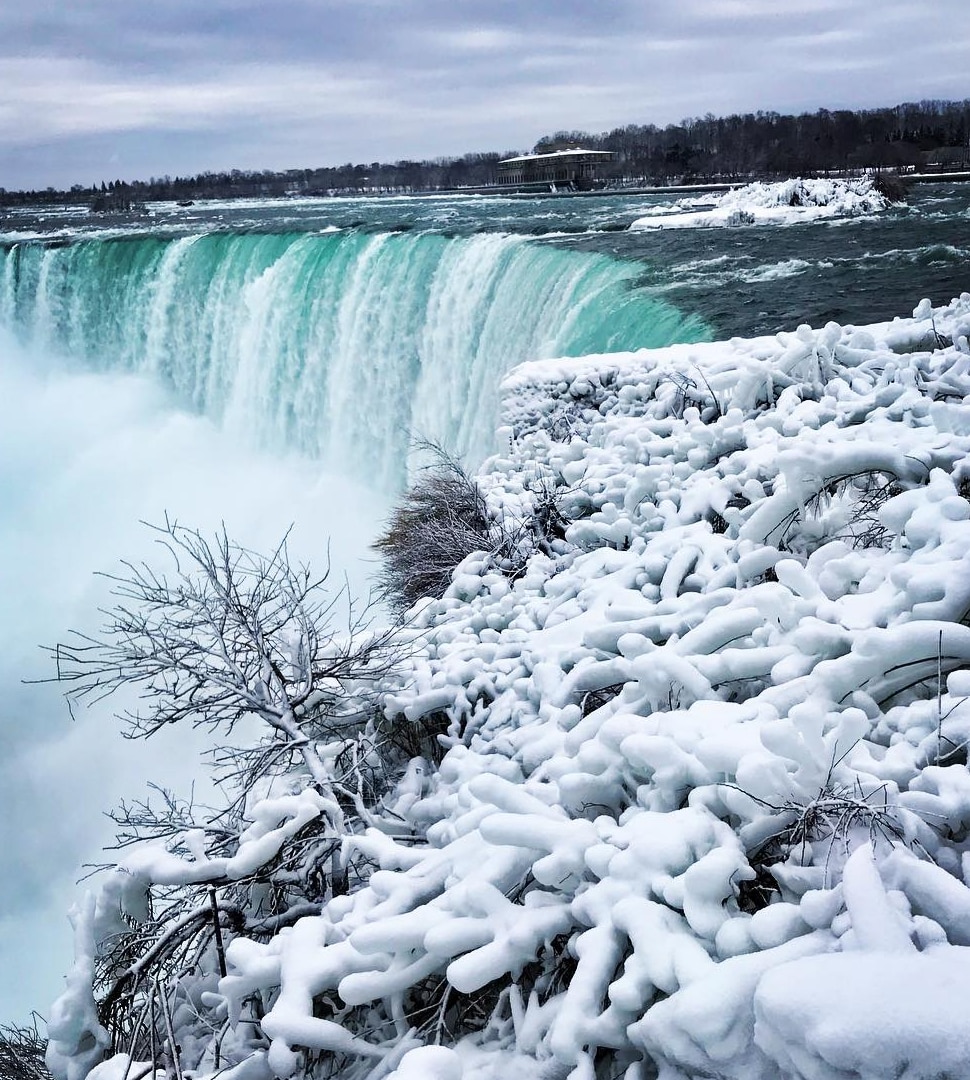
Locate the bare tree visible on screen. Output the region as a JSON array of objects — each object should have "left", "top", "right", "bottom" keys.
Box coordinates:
[
  {"left": 41, "top": 520, "right": 413, "bottom": 1070},
  {"left": 50, "top": 517, "right": 400, "bottom": 800}
]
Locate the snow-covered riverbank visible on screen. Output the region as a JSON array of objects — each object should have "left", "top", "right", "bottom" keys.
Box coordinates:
[{"left": 49, "top": 293, "right": 970, "bottom": 1080}]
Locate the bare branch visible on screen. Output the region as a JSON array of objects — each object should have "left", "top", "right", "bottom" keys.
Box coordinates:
[
  {"left": 38, "top": 520, "right": 419, "bottom": 1068},
  {"left": 0, "top": 1020, "right": 51, "bottom": 1080},
  {"left": 40, "top": 520, "right": 401, "bottom": 767}
]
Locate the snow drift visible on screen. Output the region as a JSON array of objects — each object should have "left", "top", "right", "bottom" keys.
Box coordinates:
[
  {"left": 630, "top": 176, "right": 892, "bottom": 230},
  {"left": 47, "top": 292, "right": 970, "bottom": 1080}
]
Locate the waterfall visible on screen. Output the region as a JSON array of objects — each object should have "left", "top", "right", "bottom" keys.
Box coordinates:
[{"left": 0, "top": 230, "right": 709, "bottom": 488}]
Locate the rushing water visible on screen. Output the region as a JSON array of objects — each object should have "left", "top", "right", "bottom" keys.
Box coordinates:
[
  {"left": 3, "top": 184, "right": 968, "bottom": 482},
  {"left": 0, "top": 182, "right": 967, "bottom": 1021},
  {"left": 5, "top": 181, "right": 968, "bottom": 327},
  {"left": 0, "top": 229, "right": 708, "bottom": 485}
]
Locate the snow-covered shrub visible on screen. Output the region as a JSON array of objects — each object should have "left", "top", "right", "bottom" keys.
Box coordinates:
[
  {"left": 375, "top": 446, "right": 571, "bottom": 617},
  {"left": 47, "top": 294, "right": 970, "bottom": 1080}
]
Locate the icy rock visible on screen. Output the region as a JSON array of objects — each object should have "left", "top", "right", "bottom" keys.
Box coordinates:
[{"left": 629, "top": 177, "right": 892, "bottom": 231}]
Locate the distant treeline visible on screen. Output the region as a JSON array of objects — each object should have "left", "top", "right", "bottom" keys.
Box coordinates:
[{"left": 2, "top": 98, "right": 969, "bottom": 207}]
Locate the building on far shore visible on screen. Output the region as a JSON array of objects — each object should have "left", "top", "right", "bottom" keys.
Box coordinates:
[{"left": 496, "top": 148, "right": 615, "bottom": 191}]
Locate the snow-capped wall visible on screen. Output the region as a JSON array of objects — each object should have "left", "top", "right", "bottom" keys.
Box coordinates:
[{"left": 49, "top": 293, "right": 970, "bottom": 1080}]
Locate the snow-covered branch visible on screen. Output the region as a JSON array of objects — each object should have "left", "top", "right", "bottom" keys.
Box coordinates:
[{"left": 46, "top": 295, "right": 970, "bottom": 1080}]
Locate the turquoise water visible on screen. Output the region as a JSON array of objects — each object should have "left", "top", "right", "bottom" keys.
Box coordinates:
[
  {"left": 4, "top": 181, "right": 966, "bottom": 336},
  {"left": 3, "top": 184, "right": 967, "bottom": 485},
  {"left": 0, "top": 226, "right": 709, "bottom": 485}
]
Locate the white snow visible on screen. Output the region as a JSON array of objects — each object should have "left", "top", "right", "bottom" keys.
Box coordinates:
[
  {"left": 46, "top": 292, "right": 970, "bottom": 1080},
  {"left": 755, "top": 948, "right": 970, "bottom": 1080},
  {"left": 387, "top": 1045, "right": 463, "bottom": 1080},
  {"left": 45, "top": 896, "right": 112, "bottom": 1080},
  {"left": 630, "top": 177, "right": 892, "bottom": 230}
]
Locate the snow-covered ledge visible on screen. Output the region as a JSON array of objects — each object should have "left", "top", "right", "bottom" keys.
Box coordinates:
[{"left": 49, "top": 294, "right": 970, "bottom": 1080}]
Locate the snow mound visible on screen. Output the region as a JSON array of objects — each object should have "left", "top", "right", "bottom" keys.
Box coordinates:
[
  {"left": 630, "top": 176, "right": 892, "bottom": 230},
  {"left": 387, "top": 1045, "right": 462, "bottom": 1080},
  {"left": 755, "top": 946, "right": 970, "bottom": 1080},
  {"left": 48, "top": 293, "right": 970, "bottom": 1080}
]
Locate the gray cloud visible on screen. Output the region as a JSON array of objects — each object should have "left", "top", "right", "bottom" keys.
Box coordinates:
[{"left": 0, "top": 3, "right": 969, "bottom": 202}]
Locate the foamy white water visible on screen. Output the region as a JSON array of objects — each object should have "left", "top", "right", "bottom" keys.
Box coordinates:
[{"left": 0, "top": 327, "right": 388, "bottom": 1020}]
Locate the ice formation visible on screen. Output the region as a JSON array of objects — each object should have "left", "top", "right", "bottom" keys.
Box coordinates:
[
  {"left": 630, "top": 176, "right": 892, "bottom": 230},
  {"left": 47, "top": 293, "right": 970, "bottom": 1080}
]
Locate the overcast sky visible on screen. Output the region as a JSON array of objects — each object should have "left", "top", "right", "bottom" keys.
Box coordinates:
[{"left": 1, "top": 0, "right": 969, "bottom": 190}]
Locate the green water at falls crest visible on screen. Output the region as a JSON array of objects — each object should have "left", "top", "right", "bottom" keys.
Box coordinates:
[{"left": 0, "top": 230, "right": 710, "bottom": 487}]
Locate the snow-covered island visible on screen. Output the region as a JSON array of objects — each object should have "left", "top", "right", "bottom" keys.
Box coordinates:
[
  {"left": 630, "top": 176, "right": 894, "bottom": 230},
  {"left": 46, "top": 293, "right": 970, "bottom": 1080}
]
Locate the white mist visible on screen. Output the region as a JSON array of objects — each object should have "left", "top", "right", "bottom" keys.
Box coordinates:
[{"left": 0, "top": 327, "right": 388, "bottom": 1022}]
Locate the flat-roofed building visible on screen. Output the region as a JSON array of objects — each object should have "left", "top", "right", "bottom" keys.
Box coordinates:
[{"left": 497, "top": 148, "right": 615, "bottom": 191}]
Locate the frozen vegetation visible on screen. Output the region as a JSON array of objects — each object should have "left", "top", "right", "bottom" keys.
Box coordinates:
[
  {"left": 46, "top": 293, "right": 970, "bottom": 1080},
  {"left": 629, "top": 177, "right": 892, "bottom": 230}
]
